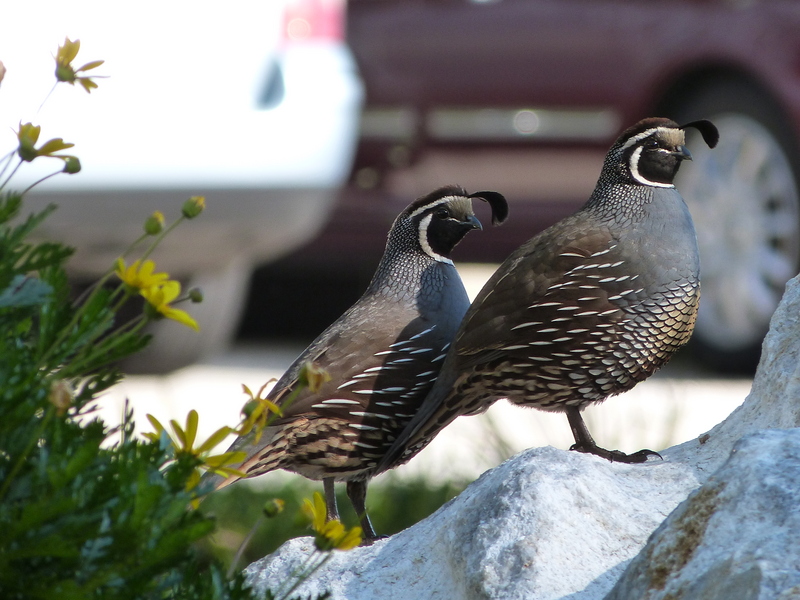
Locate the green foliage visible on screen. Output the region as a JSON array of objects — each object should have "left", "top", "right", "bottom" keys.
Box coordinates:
[
  {"left": 198, "top": 476, "right": 466, "bottom": 571},
  {"left": 0, "top": 37, "right": 350, "bottom": 600},
  {"left": 0, "top": 195, "right": 251, "bottom": 599},
  {"left": 0, "top": 39, "right": 256, "bottom": 600}
]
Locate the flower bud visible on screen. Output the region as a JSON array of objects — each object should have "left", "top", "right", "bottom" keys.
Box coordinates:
[
  {"left": 188, "top": 287, "right": 203, "bottom": 303},
  {"left": 182, "top": 196, "right": 206, "bottom": 219},
  {"left": 62, "top": 156, "right": 81, "bottom": 174},
  {"left": 263, "top": 498, "right": 286, "bottom": 518},
  {"left": 144, "top": 211, "right": 165, "bottom": 235},
  {"left": 49, "top": 380, "right": 73, "bottom": 415}
]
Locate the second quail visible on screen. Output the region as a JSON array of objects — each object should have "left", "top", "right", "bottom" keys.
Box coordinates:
[
  {"left": 204, "top": 185, "right": 507, "bottom": 542},
  {"left": 376, "top": 117, "right": 719, "bottom": 473}
]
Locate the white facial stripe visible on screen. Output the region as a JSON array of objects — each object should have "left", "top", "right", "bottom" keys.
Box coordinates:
[
  {"left": 408, "top": 195, "right": 464, "bottom": 219},
  {"left": 621, "top": 126, "right": 675, "bottom": 151},
  {"left": 418, "top": 213, "right": 454, "bottom": 264},
  {"left": 628, "top": 146, "right": 675, "bottom": 188},
  {"left": 622, "top": 126, "right": 686, "bottom": 151}
]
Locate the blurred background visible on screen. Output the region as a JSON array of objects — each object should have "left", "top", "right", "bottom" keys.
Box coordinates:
[{"left": 2, "top": 0, "right": 798, "bottom": 569}]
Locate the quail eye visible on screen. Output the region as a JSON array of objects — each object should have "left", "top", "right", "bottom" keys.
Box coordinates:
[
  {"left": 435, "top": 208, "right": 450, "bottom": 219},
  {"left": 644, "top": 138, "right": 659, "bottom": 150}
]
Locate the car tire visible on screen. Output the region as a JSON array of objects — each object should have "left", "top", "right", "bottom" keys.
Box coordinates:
[
  {"left": 121, "top": 259, "right": 252, "bottom": 374},
  {"left": 669, "top": 79, "right": 800, "bottom": 372}
]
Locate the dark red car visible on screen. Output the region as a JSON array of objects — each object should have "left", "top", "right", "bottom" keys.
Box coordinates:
[{"left": 247, "top": 0, "right": 800, "bottom": 372}]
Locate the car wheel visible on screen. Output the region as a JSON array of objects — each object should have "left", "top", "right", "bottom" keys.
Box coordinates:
[
  {"left": 670, "top": 80, "right": 800, "bottom": 372},
  {"left": 121, "top": 259, "right": 252, "bottom": 374}
]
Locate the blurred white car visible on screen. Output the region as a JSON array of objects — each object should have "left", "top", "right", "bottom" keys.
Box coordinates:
[{"left": 0, "top": 0, "right": 363, "bottom": 371}]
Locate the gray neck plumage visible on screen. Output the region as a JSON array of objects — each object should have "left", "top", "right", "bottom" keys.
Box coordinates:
[
  {"left": 365, "top": 218, "right": 446, "bottom": 302},
  {"left": 583, "top": 177, "right": 656, "bottom": 224}
]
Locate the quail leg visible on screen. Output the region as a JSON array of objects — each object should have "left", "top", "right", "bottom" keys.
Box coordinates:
[
  {"left": 323, "top": 477, "right": 340, "bottom": 521},
  {"left": 566, "top": 407, "right": 661, "bottom": 463},
  {"left": 345, "top": 480, "right": 382, "bottom": 544}
]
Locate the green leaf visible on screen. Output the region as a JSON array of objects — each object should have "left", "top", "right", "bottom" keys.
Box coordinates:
[
  {"left": 0, "top": 192, "right": 23, "bottom": 224},
  {"left": 16, "top": 242, "right": 74, "bottom": 273},
  {"left": 0, "top": 275, "right": 52, "bottom": 308}
]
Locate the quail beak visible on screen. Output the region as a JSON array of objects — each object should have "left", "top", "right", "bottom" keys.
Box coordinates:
[
  {"left": 672, "top": 145, "right": 692, "bottom": 161},
  {"left": 465, "top": 214, "right": 483, "bottom": 230}
]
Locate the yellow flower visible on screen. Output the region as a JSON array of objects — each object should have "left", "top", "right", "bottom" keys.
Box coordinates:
[
  {"left": 236, "top": 381, "right": 282, "bottom": 440},
  {"left": 144, "top": 411, "right": 247, "bottom": 491},
  {"left": 114, "top": 259, "right": 199, "bottom": 331},
  {"left": 235, "top": 364, "right": 329, "bottom": 441},
  {"left": 302, "top": 492, "right": 363, "bottom": 551},
  {"left": 55, "top": 37, "right": 105, "bottom": 93},
  {"left": 141, "top": 281, "right": 200, "bottom": 331},
  {"left": 298, "top": 362, "right": 331, "bottom": 393},
  {"left": 16, "top": 122, "right": 75, "bottom": 163},
  {"left": 115, "top": 258, "right": 169, "bottom": 291}
]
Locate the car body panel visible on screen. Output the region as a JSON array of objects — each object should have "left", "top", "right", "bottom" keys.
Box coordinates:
[
  {"left": 294, "top": 0, "right": 800, "bottom": 367},
  {"left": 0, "top": 0, "right": 364, "bottom": 276},
  {"left": 349, "top": 0, "right": 800, "bottom": 153}
]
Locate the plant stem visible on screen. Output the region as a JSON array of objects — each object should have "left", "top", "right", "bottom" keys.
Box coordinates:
[
  {"left": 273, "top": 550, "right": 331, "bottom": 600},
  {"left": 227, "top": 515, "right": 265, "bottom": 579},
  {"left": 0, "top": 160, "right": 23, "bottom": 190},
  {"left": 20, "top": 168, "right": 65, "bottom": 196},
  {"left": 139, "top": 216, "right": 186, "bottom": 263},
  {"left": 0, "top": 406, "right": 54, "bottom": 502},
  {"left": 0, "top": 150, "right": 17, "bottom": 181}
]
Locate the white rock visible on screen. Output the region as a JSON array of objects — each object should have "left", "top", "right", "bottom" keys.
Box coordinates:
[
  {"left": 244, "top": 275, "right": 800, "bottom": 600},
  {"left": 246, "top": 449, "right": 699, "bottom": 600},
  {"left": 607, "top": 429, "right": 800, "bottom": 600},
  {"left": 664, "top": 273, "right": 800, "bottom": 480}
]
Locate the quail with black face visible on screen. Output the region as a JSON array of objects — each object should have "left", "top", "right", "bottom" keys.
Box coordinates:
[
  {"left": 204, "top": 185, "right": 507, "bottom": 542},
  {"left": 376, "top": 117, "right": 719, "bottom": 473}
]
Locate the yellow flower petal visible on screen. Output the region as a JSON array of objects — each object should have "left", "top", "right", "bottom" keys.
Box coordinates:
[
  {"left": 196, "top": 426, "right": 234, "bottom": 454},
  {"left": 77, "top": 59, "right": 104, "bottom": 73},
  {"left": 155, "top": 280, "right": 181, "bottom": 304},
  {"left": 57, "top": 38, "right": 81, "bottom": 66},
  {"left": 335, "top": 526, "right": 363, "bottom": 550},
  {"left": 302, "top": 493, "right": 327, "bottom": 533},
  {"left": 138, "top": 260, "right": 169, "bottom": 288},
  {"left": 162, "top": 306, "right": 200, "bottom": 331},
  {"left": 203, "top": 451, "right": 247, "bottom": 468},
  {"left": 116, "top": 258, "right": 169, "bottom": 290},
  {"left": 185, "top": 410, "right": 199, "bottom": 449},
  {"left": 146, "top": 414, "right": 167, "bottom": 434},
  {"left": 138, "top": 279, "right": 199, "bottom": 331}
]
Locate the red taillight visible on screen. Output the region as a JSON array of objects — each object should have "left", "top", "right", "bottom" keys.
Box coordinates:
[{"left": 282, "top": 0, "right": 346, "bottom": 44}]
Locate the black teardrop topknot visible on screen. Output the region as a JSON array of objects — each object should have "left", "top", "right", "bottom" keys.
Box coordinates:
[
  {"left": 680, "top": 120, "right": 719, "bottom": 148},
  {"left": 469, "top": 190, "right": 509, "bottom": 226}
]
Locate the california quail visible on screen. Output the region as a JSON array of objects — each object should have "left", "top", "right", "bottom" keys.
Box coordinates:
[
  {"left": 204, "top": 185, "right": 507, "bottom": 542},
  {"left": 376, "top": 117, "right": 719, "bottom": 473}
]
